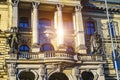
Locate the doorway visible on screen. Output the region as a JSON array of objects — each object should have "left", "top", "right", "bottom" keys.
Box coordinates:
[
  {"left": 49, "top": 72, "right": 69, "bottom": 80},
  {"left": 18, "top": 71, "right": 35, "bottom": 80},
  {"left": 81, "top": 71, "right": 94, "bottom": 80}
]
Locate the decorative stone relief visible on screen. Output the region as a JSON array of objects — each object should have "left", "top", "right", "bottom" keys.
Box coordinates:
[
  {"left": 19, "top": 36, "right": 31, "bottom": 44},
  {"left": 9, "top": 63, "right": 17, "bottom": 76}
]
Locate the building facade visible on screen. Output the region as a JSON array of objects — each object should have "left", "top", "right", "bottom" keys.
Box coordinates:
[{"left": 0, "top": 0, "right": 120, "bottom": 80}]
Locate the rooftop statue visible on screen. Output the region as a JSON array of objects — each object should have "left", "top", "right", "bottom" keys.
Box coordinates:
[{"left": 7, "top": 27, "right": 19, "bottom": 53}]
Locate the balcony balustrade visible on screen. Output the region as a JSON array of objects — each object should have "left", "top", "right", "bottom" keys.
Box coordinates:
[
  {"left": 9, "top": 51, "right": 104, "bottom": 62},
  {"left": 10, "top": 51, "right": 74, "bottom": 60},
  {"left": 78, "top": 54, "right": 103, "bottom": 61}
]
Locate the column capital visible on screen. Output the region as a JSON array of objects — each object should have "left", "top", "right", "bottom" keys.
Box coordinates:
[
  {"left": 75, "top": 5, "right": 82, "bottom": 12},
  {"left": 12, "top": 0, "right": 19, "bottom": 7},
  {"left": 32, "top": 1, "right": 40, "bottom": 9},
  {"left": 57, "top": 4, "right": 64, "bottom": 11}
]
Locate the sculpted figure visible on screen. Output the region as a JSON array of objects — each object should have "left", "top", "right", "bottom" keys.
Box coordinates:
[
  {"left": 7, "top": 27, "right": 18, "bottom": 53},
  {"left": 90, "top": 32, "right": 102, "bottom": 54}
]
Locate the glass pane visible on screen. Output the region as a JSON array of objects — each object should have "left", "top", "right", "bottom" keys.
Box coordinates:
[
  {"left": 41, "top": 44, "right": 54, "bottom": 52},
  {"left": 86, "top": 21, "right": 95, "bottom": 35},
  {"left": 38, "top": 19, "right": 51, "bottom": 28},
  {"left": 91, "top": 28, "right": 95, "bottom": 34},
  {"left": 112, "top": 50, "right": 120, "bottom": 69},
  {"left": 108, "top": 22, "right": 116, "bottom": 37},
  {"left": 19, "top": 45, "right": 29, "bottom": 52}
]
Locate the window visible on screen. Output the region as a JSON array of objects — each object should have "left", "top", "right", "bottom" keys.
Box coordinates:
[
  {"left": 66, "top": 46, "right": 74, "bottom": 53},
  {"left": 86, "top": 21, "right": 95, "bottom": 35},
  {"left": 85, "top": 19, "right": 96, "bottom": 54},
  {"left": 19, "top": 17, "right": 29, "bottom": 28},
  {"left": 40, "top": 44, "right": 54, "bottom": 52},
  {"left": 19, "top": 45, "right": 29, "bottom": 52},
  {"left": 108, "top": 22, "right": 116, "bottom": 37},
  {"left": 112, "top": 50, "right": 120, "bottom": 69},
  {"left": 38, "top": 19, "right": 51, "bottom": 28}
]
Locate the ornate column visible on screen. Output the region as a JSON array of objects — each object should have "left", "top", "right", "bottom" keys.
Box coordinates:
[
  {"left": 12, "top": 0, "right": 19, "bottom": 27},
  {"left": 56, "top": 4, "right": 64, "bottom": 46},
  {"left": 74, "top": 6, "right": 86, "bottom": 54},
  {"left": 32, "top": 2, "right": 39, "bottom": 45}
]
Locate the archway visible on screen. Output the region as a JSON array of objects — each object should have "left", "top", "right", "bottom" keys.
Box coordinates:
[
  {"left": 18, "top": 71, "right": 35, "bottom": 80},
  {"left": 49, "top": 72, "right": 69, "bottom": 80},
  {"left": 81, "top": 71, "right": 94, "bottom": 80}
]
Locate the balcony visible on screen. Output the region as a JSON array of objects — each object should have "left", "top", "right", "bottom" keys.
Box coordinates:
[
  {"left": 7, "top": 51, "right": 105, "bottom": 64},
  {"left": 77, "top": 54, "right": 105, "bottom": 64},
  {"left": 9, "top": 51, "right": 75, "bottom": 63}
]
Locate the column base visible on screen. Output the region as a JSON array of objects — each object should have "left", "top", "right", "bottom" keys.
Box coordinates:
[
  {"left": 31, "top": 44, "right": 40, "bottom": 52},
  {"left": 76, "top": 44, "right": 87, "bottom": 54}
]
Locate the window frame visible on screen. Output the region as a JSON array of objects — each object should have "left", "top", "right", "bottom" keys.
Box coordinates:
[
  {"left": 86, "top": 20, "right": 96, "bottom": 36},
  {"left": 40, "top": 43, "right": 54, "bottom": 52}
]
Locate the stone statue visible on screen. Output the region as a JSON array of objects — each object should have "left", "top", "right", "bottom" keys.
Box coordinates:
[
  {"left": 7, "top": 27, "right": 18, "bottom": 53},
  {"left": 90, "top": 32, "right": 102, "bottom": 54}
]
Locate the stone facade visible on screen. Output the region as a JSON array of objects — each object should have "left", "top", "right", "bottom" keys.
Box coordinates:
[{"left": 0, "top": 0, "right": 120, "bottom": 80}]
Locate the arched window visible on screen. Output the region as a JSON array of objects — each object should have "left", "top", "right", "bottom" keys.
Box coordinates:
[
  {"left": 86, "top": 21, "right": 95, "bottom": 35},
  {"left": 19, "top": 45, "right": 29, "bottom": 52},
  {"left": 40, "top": 44, "right": 54, "bottom": 52},
  {"left": 66, "top": 46, "right": 74, "bottom": 53}
]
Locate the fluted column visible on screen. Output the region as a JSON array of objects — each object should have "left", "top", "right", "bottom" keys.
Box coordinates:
[
  {"left": 74, "top": 6, "right": 86, "bottom": 54},
  {"left": 56, "top": 4, "right": 64, "bottom": 46},
  {"left": 32, "top": 2, "right": 39, "bottom": 45},
  {"left": 12, "top": 0, "right": 19, "bottom": 27}
]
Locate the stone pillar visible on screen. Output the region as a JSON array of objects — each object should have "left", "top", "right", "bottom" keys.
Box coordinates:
[
  {"left": 97, "top": 64, "right": 105, "bottom": 80},
  {"left": 74, "top": 6, "right": 86, "bottom": 54},
  {"left": 8, "top": 63, "right": 17, "bottom": 80},
  {"left": 32, "top": 2, "right": 39, "bottom": 45},
  {"left": 54, "top": 11, "right": 58, "bottom": 29},
  {"left": 56, "top": 4, "right": 64, "bottom": 46},
  {"left": 12, "top": 0, "right": 19, "bottom": 27},
  {"left": 72, "top": 67, "right": 80, "bottom": 80}
]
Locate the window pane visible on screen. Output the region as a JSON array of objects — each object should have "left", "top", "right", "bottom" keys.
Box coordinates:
[
  {"left": 108, "top": 22, "right": 116, "bottom": 37},
  {"left": 38, "top": 19, "right": 51, "bottom": 28},
  {"left": 40, "top": 44, "right": 54, "bottom": 52},
  {"left": 91, "top": 28, "right": 95, "bottom": 34},
  {"left": 112, "top": 50, "right": 120, "bottom": 69},
  {"left": 19, "top": 45, "right": 29, "bottom": 52},
  {"left": 86, "top": 21, "right": 95, "bottom": 35},
  {"left": 19, "top": 17, "right": 29, "bottom": 28}
]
